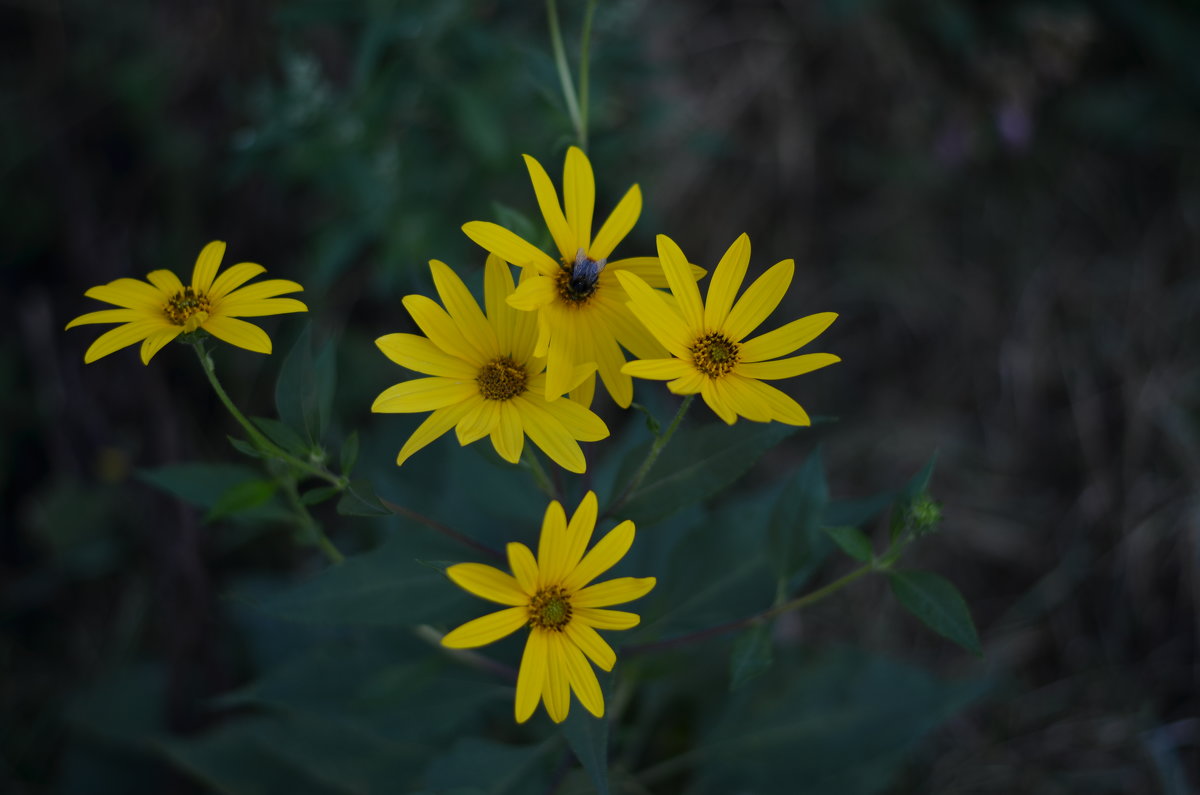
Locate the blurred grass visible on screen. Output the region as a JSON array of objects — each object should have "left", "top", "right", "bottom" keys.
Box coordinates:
[{"left": 2, "top": 0, "right": 1198, "bottom": 792}]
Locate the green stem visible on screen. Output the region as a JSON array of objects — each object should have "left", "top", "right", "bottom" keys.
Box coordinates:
[
  {"left": 606, "top": 394, "right": 693, "bottom": 517},
  {"left": 546, "top": 0, "right": 584, "bottom": 148},
  {"left": 522, "top": 446, "right": 558, "bottom": 500},
  {"left": 577, "top": 0, "right": 598, "bottom": 150},
  {"left": 192, "top": 342, "right": 345, "bottom": 490},
  {"left": 279, "top": 476, "right": 344, "bottom": 565},
  {"left": 626, "top": 559, "right": 879, "bottom": 656}
]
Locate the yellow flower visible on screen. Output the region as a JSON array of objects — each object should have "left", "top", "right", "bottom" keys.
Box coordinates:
[
  {"left": 441, "top": 491, "right": 654, "bottom": 723},
  {"left": 65, "top": 240, "right": 306, "bottom": 364},
  {"left": 372, "top": 255, "right": 609, "bottom": 473},
  {"left": 617, "top": 233, "right": 839, "bottom": 425},
  {"left": 462, "top": 146, "right": 698, "bottom": 408}
]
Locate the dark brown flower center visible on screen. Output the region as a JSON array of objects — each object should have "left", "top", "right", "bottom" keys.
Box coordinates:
[
  {"left": 555, "top": 249, "right": 606, "bottom": 305},
  {"left": 691, "top": 332, "right": 740, "bottom": 378},
  {"left": 528, "top": 585, "right": 573, "bottom": 630},
  {"left": 164, "top": 287, "right": 211, "bottom": 330},
  {"left": 476, "top": 356, "right": 528, "bottom": 401}
]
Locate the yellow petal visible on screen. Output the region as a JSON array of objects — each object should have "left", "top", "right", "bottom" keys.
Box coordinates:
[
  {"left": 202, "top": 315, "right": 272, "bottom": 354},
  {"left": 463, "top": 221, "right": 560, "bottom": 276},
  {"left": 622, "top": 358, "right": 692, "bottom": 380},
  {"left": 563, "top": 491, "right": 598, "bottom": 574},
  {"left": 191, "top": 240, "right": 226, "bottom": 293},
  {"left": 446, "top": 562, "right": 529, "bottom": 605},
  {"left": 372, "top": 377, "right": 475, "bottom": 414},
  {"left": 403, "top": 294, "right": 484, "bottom": 366},
  {"left": 84, "top": 278, "right": 165, "bottom": 310},
  {"left": 430, "top": 259, "right": 500, "bottom": 361},
  {"left": 718, "top": 374, "right": 772, "bottom": 423},
  {"left": 567, "top": 370, "right": 596, "bottom": 409},
  {"left": 562, "top": 520, "right": 635, "bottom": 592},
  {"left": 441, "top": 606, "right": 528, "bottom": 649},
  {"left": 739, "top": 312, "right": 838, "bottom": 363},
  {"left": 704, "top": 233, "right": 750, "bottom": 330},
  {"left": 609, "top": 256, "right": 706, "bottom": 288},
  {"left": 208, "top": 262, "right": 266, "bottom": 301},
  {"left": 513, "top": 396, "right": 587, "bottom": 474},
  {"left": 65, "top": 308, "right": 147, "bottom": 329},
  {"left": 564, "top": 621, "right": 616, "bottom": 671},
  {"left": 561, "top": 635, "right": 604, "bottom": 718},
  {"left": 700, "top": 378, "right": 738, "bottom": 424},
  {"left": 507, "top": 542, "right": 540, "bottom": 594},
  {"left": 563, "top": 146, "right": 595, "bottom": 256},
  {"left": 573, "top": 576, "right": 657, "bottom": 608},
  {"left": 740, "top": 378, "right": 811, "bottom": 426},
  {"left": 574, "top": 607, "right": 641, "bottom": 630},
  {"left": 375, "top": 333, "right": 478, "bottom": 378},
  {"left": 593, "top": 331, "right": 633, "bottom": 409},
  {"left": 395, "top": 399, "right": 476, "bottom": 465},
  {"left": 506, "top": 274, "right": 558, "bottom": 313},
  {"left": 139, "top": 326, "right": 183, "bottom": 364},
  {"left": 667, "top": 369, "right": 705, "bottom": 395},
  {"left": 454, "top": 397, "right": 500, "bottom": 445},
  {"left": 523, "top": 153, "right": 574, "bottom": 262},
  {"left": 537, "top": 499, "right": 569, "bottom": 586},
  {"left": 614, "top": 271, "right": 693, "bottom": 359},
  {"left": 490, "top": 400, "right": 525, "bottom": 463},
  {"left": 655, "top": 235, "right": 705, "bottom": 335},
  {"left": 146, "top": 269, "right": 184, "bottom": 296},
  {"left": 536, "top": 395, "right": 608, "bottom": 442},
  {"left": 544, "top": 312, "right": 580, "bottom": 401},
  {"left": 590, "top": 184, "right": 641, "bottom": 261},
  {"left": 591, "top": 292, "right": 668, "bottom": 360},
  {"left": 736, "top": 353, "right": 841, "bottom": 380},
  {"left": 515, "top": 629, "right": 547, "bottom": 723},
  {"left": 219, "top": 298, "right": 308, "bottom": 318},
  {"left": 542, "top": 631, "right": 571, "bottom": 723},
  {"left": 219, "top": 279, "right": 304, "bottom": 303},
  {"left": 82, "top": 321, "right": 162, "bottom": 364},
  {"left": 483, "top": 254, "right": 523, "bottom": 359},
  {"left": 723, "top": 259, "right": 794, "bottom": 342}
]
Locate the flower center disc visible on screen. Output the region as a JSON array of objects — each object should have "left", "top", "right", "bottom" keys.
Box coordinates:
[
  {"left": 528, "top": 586, "right": 573, "bottom": 631},
  {"left": 555, "top": 251, "right": 605, "bottom": 304},
  {"left": 164, "top": 287, "right": 212, "bottom": 331},
  {"left": 477, "top": 356, "right": 528, "bottom": 401},
  {"left": 691, "top": 332, "right": 741, "bottom": 377}
]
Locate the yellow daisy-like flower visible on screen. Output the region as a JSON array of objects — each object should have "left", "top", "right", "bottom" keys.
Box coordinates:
[
  {"left": 462, "top": 146, "right": 696, "bottom": 408},
  {"left": 65, "top": 240, "right": 307, "bottom": 364},
  {"left": 441, "top": 491, "right": 654, "bottom": 723},
  {"left": 372, "top": 255, "right": 609, "bottom": 473},
  {"left": 617, "top": 233, "right": 840, "bottom": 425}
]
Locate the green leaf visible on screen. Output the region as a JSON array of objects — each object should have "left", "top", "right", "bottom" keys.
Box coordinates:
[
  {"left": 340, "top": 431, "right": 360, "bottom": 476},
  {"left": 559, "top": 685, "right": 611, "bottom": 795},
  {"left": 767, "top": 449, "right": 829, "bottom": 583},
  {"left": 888, "top": 570, "right": 981, "bottom": 655},
  {"left": 891, "top": 453, "right": 938, "bottom": 542},
  {"left": 822, "top": 526, "right": 874, "bottom": 562},
  {"left": 426, "top": 738, "right": 556, "bottom": 794},
  {"left": 139, "top": 463, "right": 289, "bottom": 523},
  {"left": 252, "top": 416, "right": 310, "bottom": 457},
  {"left": 206, "top": 479, "right": 278, "bottom": 523},
  {"left": 336, "top": 479, "right": 392, "bottom": 517},
  {"left": 227, "top": 435, "right": 262, "bottom": 459},
  {"left": 275, "top": 324, "right": 337, "bottom": 445},
  {"left": 299, "top": 486, "right": 340, "bottom": 506},
  {"left": 730, "top": 622, "right": 774, "bottom": 690},
  {"left": 617, "top": 422, "right": 795, "bottom": 525}
]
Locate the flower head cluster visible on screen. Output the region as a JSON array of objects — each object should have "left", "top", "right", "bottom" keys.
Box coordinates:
[
  {"left": 66, "top": 240, "right": 306, "bottom": 364},
  {"left": 618, "top": 234, "right": 839, "bottom": 425},
  {"left": 462, "top": 146, "right": 700, "bottom": 408},
  {"left": 372, "top": 256, "right": 608, "bottom": 473},
  {"left": 441, "top": 491, "right": 655, "bottom": 723}
]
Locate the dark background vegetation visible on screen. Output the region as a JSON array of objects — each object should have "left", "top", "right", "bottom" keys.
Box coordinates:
[{"left": 3, "top": 0, "right": 1197, "bottom": 792}]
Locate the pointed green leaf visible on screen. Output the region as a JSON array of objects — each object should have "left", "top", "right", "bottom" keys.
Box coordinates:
[
  {"left": 275, "top": 324, "right": 337, "bottom": 445},
  {"left": 300, "top": 486, "right": 340, "bottom": 506},
  {"left": 206, "top": 479, "right": 278, "bottom": 523},
  {"left": 891, "top": 452, "right": 938, "bottom": 542},
  {"left": 140, "top": 463, "right": 289, "bottom": 523},
  {"left": 336, "top": 479, "right": 391, "bottom": 517},
  {"left": 888, "top": 570, "right": 981, "bottom": 655},
  {"left": 227, "top": 436, "right": 262, "bottom": 459},
  {"left": 560, "top": 678, "right": 611, "bottom": 795},
  {"left": 767, "top": 449, "right": 829, "bottom": 583},
  {"left": 822, "top": 526, "right": 874, "bottom": 562},
  {"left": 426, "top": 737, "right": 556, "bottom": 794},
  {"left": 730, "top": 622, "right": 774, "bottom": 690},
  {"left": 340, "top": 431, "right": 360, "bottom": 476},
  {"left": 252, "top": 416, "right": 309, "bottom": 457}
]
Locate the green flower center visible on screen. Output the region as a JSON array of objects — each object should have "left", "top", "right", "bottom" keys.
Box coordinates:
[
  {"left": 476, "top": 356, "right": 528, "bottom": 401},
  {"left": 164, "top": 287, "right": 211, "bottom": 331},
  {"left": 528, "top": 585, "right": 573, "bottom": 631},
  {"left": 691, "top": 332, "right": 740, "bottom": 378},
  {"left": 555, "top": 249, "right": 606, "bottom": 305}
]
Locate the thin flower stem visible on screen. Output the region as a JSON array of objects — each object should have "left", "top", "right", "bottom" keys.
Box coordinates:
[
  {"left": 546, "top": 0, "right": 585, "bottom": 148},
  {"left": 192, "top": 343, "right": 345, "bottom": 490},
  {"left": 577, "top": 0, "right": 598, "bottom": 150},
  {"left": 606, "top": 394, "right": 694, "bottom": 517},
  {"left": 522, "top": 446, "right": 558, "bottom": 500},
  {"left": 279, "top": 476, "right": 345, "bottom": 565},
  {"left": 379, "top": 498, "right": 505, "bottom": 562},
  {"left": 626, "top": 560, "right": 878, "bottom": 656}
]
